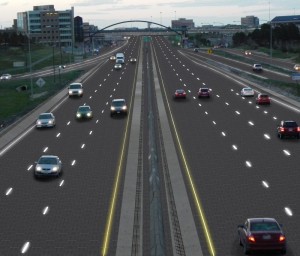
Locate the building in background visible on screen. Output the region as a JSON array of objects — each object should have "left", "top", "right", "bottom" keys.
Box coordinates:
[
  {"left": 171, "top": 18, "right": 195, "bottom": 30},
  {"left": 74, "top": 16, "right": 84, "bottom": 42},
  {"left": 17, "top": 5, "right": 74, "bottom": 46},
  {"left": 241, "top": 16, "right": 259, "bottom": 28},
  {"left": 271, "top": 15, "right": 300, "bottom": 29}
]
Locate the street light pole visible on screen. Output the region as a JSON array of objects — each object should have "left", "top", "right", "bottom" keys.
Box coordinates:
[{"left": 27, "top": 31, "right": 33, "bottom": 97}]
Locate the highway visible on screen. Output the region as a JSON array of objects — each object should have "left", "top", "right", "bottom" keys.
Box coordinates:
[{"left": 0, "top": 35, "right": 300, "bottom": 256}]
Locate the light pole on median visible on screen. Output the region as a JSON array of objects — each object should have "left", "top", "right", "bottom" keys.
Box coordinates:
[{"left": 27, "top": 31, "right": 34, "bottom": 97}]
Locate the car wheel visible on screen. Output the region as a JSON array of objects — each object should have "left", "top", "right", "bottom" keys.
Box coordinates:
[
  {"left": 243, "top": 246, "right": 250, "bottom": 255},
  {"left": 239, "top": 237, "right": 242, "bottom": 246},
  {"left": 281, "top": 249, "right": 286, "bottom": 255},
  {"left": 279, "top": 134, "right": 284, "bottom": 139}
]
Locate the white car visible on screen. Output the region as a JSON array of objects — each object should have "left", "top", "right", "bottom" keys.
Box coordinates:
[
  {"left": 245, "top": 50, "right": 252, "bottom": 55},
  {"left": 114, "top": 63, "right": 122, "bottom": 70},
  {"left": 294, "top": 64, "right": 300, "bottom": 72},
  {"left": 68, "top": 83, "right": 83, "bottom": 97},
  {"left": 241, "top": 87, "right": 255, "bottom": 97},
  {"left": 36, "top": 113, "right": 56, "bottom": 128},
  {"left": 252, "top": 64, "right": 263, "bottom": 72},
  {"left": 34, "top": 155, "right": 62, "bottom": 178},
  {"left": 0, "top": 74, "right": 12, "bottom": 80}
]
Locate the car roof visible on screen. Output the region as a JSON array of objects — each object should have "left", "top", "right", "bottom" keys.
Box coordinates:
[
  {"left": 243, "top": 87, "right": 253, "bottom": 90},
  {"left": 79, "top": 105, "right": 90, "bottom": 108},
  {"left": 69, "top": 82, "right": 82, "bottom": 86},
  {"left": 39, "top": 155, "right": 59, "bottom": 158},
  {"left": 112, "top": 99, "right": 125, "bottom": 102}
]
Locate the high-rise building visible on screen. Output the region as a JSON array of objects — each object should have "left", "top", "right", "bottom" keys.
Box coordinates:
[
  {"left": 171, "top": 18, "right": 195, "bottom": 29},
  {"left": 17, "top": 5, "right": 74, "bottom": 46},
  {"left": 74, "top": 16, "right": 84, "bottom": 42},
  {"left": 241, "top": 16, "right": 259, "bottom": 28}
]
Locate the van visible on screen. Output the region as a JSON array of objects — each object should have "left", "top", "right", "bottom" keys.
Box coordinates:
[{"left": 115, "top": 53, "right": 125, "bottom": 64}]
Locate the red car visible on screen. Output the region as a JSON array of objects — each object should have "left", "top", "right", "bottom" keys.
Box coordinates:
[
  {"left": 198, "top": 88, "right": 211, "bottom": 98},
  {"left": 238, "top": 218, "right": 286, "bottom": 255},
  {"left": 256, "top": 94, "right": 270, "bottom": 105},
  {"left": 277, "top": 120, "right": 300, "bottom": 139},
  {"left": 174, "top": 89, "right": 186, "bottom": 99}
]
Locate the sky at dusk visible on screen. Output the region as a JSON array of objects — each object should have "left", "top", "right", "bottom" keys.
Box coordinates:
[{"left": 0, "top": 0, "right": 299, "bottom": 29}]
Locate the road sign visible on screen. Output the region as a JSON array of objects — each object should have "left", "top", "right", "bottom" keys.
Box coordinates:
[
  {"left": 36, "top": 77, "right": 46, "bottom": 88},
  {"left": 291, "top": 73, "right": 300, "bottom": 81}
]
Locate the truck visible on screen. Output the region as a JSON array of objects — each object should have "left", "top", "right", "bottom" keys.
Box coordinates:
[{"left": 115, "top": 53, "right": 125, "bottom": 64}]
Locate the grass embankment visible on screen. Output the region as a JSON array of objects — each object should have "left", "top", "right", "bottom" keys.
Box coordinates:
[{"left": 0, "top": 70, "right": 83, "bottom": 123}]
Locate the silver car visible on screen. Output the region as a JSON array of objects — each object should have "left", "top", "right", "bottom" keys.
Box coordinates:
[
  {"left": 36, "top": 113, "right": 56, "bottom": 128},
  {"left": 114, "top": 63, "right": 122, "bottom": 70},
  {"left": 68, "top": 83, "right": 83, "bottom": 97},
  {"left": 0, "top": 74, "right": 12, "bottom": 80},
  {"left": 34, "top": 155, "right": 62, "bottom": 178}
]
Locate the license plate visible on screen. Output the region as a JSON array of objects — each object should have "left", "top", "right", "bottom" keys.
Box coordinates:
[
  {"left": 289, "top": 128, "right": 293, "bottom": 131},
  {"left": 263, "top": 234, "right": 271, "bottom": 240}
]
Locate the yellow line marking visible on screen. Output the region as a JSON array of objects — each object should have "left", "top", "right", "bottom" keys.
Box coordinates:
[
  {"left": 101, "top": 39, "right": 142, "bottom": 256},
  {"left": 152, "top": 40, "right": 216, "bottom": 256}
]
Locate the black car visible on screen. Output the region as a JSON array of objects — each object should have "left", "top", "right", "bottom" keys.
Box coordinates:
[
  {"left": 277, "top": 120, "right": 300, "bottom": 139},
  {"left": 238, "top": 218, "right": 286, "bottom": 255},
  {"left": 110, "top": 99, "right": 128, "bottom": 117}
]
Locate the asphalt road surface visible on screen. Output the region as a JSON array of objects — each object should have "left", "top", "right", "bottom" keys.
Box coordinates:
[{"left": 0, "top": 36, "right": 300, "bottom": 256}]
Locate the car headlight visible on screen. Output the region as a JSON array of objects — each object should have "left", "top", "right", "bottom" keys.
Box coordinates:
[
  {"left": 78, "top": 90, "right": 83, "bottom": 94},
  {"left": 37, "top": 120, "right": 41, "bottom": 125},
  {"left": 87, "top": 112, "right": 91, "bottom": 117},
  {"left": 111, "top": 107, "right": 115, "bottom": 111},
  {"left": 36, "top": 166, "right": 42, "bottom": 171},
  {"left": 76, "top": 113, "right": 81, "bottom": 118},
  {"left": 48, "top": 120, "right": 53, "bottom": 124},
  {"left": 69, "top": 91, "right": 73, "bottom": 94},
  {"left": 52, "top": 166, "right": 58, "bottom": 172},
  {"left": 122, "top": 106, "right": 127, "bottom": 110}
]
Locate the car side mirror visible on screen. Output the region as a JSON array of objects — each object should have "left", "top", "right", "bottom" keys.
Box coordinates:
[{"left": 238, "top": 224, "right": 245, "bottom": 229}]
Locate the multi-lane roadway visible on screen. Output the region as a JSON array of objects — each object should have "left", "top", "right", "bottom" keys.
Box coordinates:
[{"left": 0, "top": 35, "right": 299, "bottom": 256}]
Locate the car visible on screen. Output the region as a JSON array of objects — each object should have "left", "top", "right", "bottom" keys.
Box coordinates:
[
  {"left": 277, "top": 120, "right": 300, "bottom": 139},
  {"left": 194, "top": 48, "right": 199, "bottom": 52},
  {"left": 130, "top": 57, "right": 137, "bottom": 63},
  {"left": 110, "top": 99, "right": 128, "bottom": 117},
  {"left": 76, "top": 105, "right": 93, "bottom": 120},
  {"left": 245, "top": 50, "right": 252, "bottom": 55},
  {"left": 293, "top": 64, "right": 300, "bottom": 71},
  {"left": 110, "top": 55, "right": 116, "bottom": 61},
  {"left": 59, "top": 65, "right": 66, "bottom": 69},
  {"left": 174, "top": 89, "right": 187, "bottom": 99},
  {"left": 241, "top": 87, "right": 255, "bottom": 97},
  {"left": 114, "top": 63, "right": 122, "bottom": 70},
  {"left": 68, "top": 83, "right": 83, "bottom": 97},
  {"left": 36, "top": 113, "right": 56, "bottom": 128},
  {"left": 238, "top": 218, "right": 286, "bottom": 255},
  {"left": 256, "top": 94, "right": 270, "bottom": 105},
  {"left": 198, "top": 88, "right": 211, "bottom": 98},
  {"left": 253, "top": 64, "right": 263, "bottom": 72},
  {"left": 0, "top": 74, "right": 12, "bottom": 80},
  {"left": 34, "top": 155, "right": 62, "bottom": 178}
]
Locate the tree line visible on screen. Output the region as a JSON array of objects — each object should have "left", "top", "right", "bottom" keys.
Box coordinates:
[
  {"left": 232, "top": 23, "right": 300, "bottom": 53},
  {"left": 0, "top": 31, "right": 27, "bottom": 47}
]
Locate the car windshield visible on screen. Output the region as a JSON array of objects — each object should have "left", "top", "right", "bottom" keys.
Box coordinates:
[
  {"left": 112, "top": 101, "right": 125, "bottom": 107},
  {"left": 200, "top": 89, "right": 209, "bottom": 92},
  {"left": 70, "top": 84, "right": 82, "bottom": 89},
  {"left": 244, "top": 88, "right": 253, "bottom": 91},
  {"left": 38, "top": 157, "right": 58, "bottom": 165},
  {"left": 260, "top": 94, "right": 268, "bottom": 98},
  {"left": 284, "top": 121, "right": 297, "bottom": 127},
  {"left": 79, "top": 106, "right": 90, "bottom": 112},
  {"left": 176, "top": 90, "right": 185, "bottom": 93},
  {"left": 39, "top": 114, "right": 52, "bottom": 119},
  {"left": 250, "top": 221, "right": 280, "bottom": 231}
]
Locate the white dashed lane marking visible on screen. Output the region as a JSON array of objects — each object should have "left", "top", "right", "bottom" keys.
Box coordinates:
[{"left": 5, "top": 187, "right": 13, "bottom": 196}]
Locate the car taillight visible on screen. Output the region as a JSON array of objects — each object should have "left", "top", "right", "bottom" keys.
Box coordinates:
[
  {"left": 248, "top": 236, "right": 255, "bottom": 243},
  {"left": 297, "top": 127, "right": 300, "bottom": 132},
  {"left": 280, "top": 127, "right": 285, "bottom": 132},
  {"left": 279, "top": 235, "right": 286, "bottom": 242}
]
